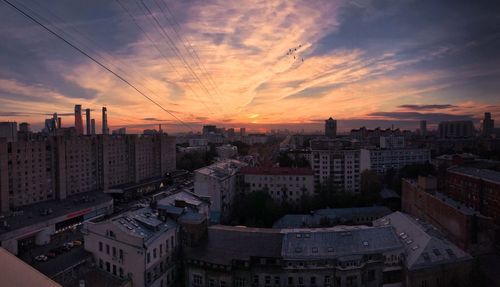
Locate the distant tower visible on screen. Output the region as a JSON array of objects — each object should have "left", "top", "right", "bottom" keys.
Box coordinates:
[
  {"left": 85, "top": 108, "right": 91, "bottom": 135},
  {"left": 74, "top": 105, "right": 84, "bottom": 135},
  {"left": 91, "top": 119, "right": 96, "bottom": 135},
  {"left": 53, "top": 113, "right": 59, "bottom": 129},
  {"left": 240, "top": 127, "right": 246, "bottom": 137},
  {"left": 482, "top": 112, "right": 494, "bottom": 137},
  {"left": 420, "top": 120, "right": 427, "bottom": 137},
  {"left": 325, "top": 117, "right": 337, "bottom": 138},
  {"left": 57, "top": 117, "right": 62, "bottom": 129},
  {"left": 102, "top": 107, "right": 109, "bottom": 135},
  {"left": 19, "top": 122, "right": 30, "bottom": 133}
]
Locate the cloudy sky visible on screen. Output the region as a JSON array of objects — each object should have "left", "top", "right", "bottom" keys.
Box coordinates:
[{"left": 0, "top": 0, "right": 499, "bottom": 133}]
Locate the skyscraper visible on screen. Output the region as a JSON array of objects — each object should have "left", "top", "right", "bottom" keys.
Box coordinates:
[
  {"left": 325, "top": 117, "right": 337, "bottom": 138},
  {"left": 85, "top": 108, "right": 91, "bottom": 135},
  {"left": 102, "top": 107, "right": 109, "bottom": 135},
  {"left": 420, "top": 120, "right": 427, "bottom": 137},
  {"left": 74, "top": 105, "right": 84, "bottom": 135},
  {"left": 482, "top": 112, "right": 494, "bottom": 137}
]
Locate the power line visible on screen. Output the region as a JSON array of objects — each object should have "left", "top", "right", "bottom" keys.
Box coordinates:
[
  {"left": 2, "top": 0, "right": 193, "bottom": 131},
  {"left": 115, "top": 0, "right": 217, "bottom": 116},
  {"left": 156, "top": 0, "right": 226, "bottom": 110},
  {"left": 137, "top": 0, "right": 223, "bottom": 114}
]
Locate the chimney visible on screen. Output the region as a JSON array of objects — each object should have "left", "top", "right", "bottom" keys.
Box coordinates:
[
  {"left": 85, "top": 108, "right": 91, "bottom": 135},
  {"left": 91, "top": 119, "right": 96, "bottom": 135},
  {"left": 102, "top": 107, "right": 109, "bottom": 135}
]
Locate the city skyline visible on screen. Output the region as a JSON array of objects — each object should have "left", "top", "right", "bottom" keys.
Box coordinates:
[{"left": 0, "top": 0, "right": 499, "bottom": 133}]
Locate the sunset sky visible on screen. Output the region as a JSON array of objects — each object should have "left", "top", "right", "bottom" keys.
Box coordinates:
[{"left": 0, "top": 0, "right": 499, "bottom": 133}]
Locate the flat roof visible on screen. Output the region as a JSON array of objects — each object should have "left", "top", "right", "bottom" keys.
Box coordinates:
[
  {"left": 448, "top": 166, "right": 500, "bottom": 185},
  {"left": 111, "top": 207, "right": 177, "bottom": 245},
  {"left": 0, "top": 247, "right": 61, "bottom": 287},
  {"left": 0, "top": 191, "right": 112, "bottom": 239},
  {"left": 240, "top": 166, "right": 314, "bottom": 176},
  {"left": 195, "top": 159, "right": 247, "bottom": 179}
]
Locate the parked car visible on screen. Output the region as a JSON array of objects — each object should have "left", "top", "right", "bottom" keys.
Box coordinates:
[
  {"left": 34, "top": 255, "right": 48, "bottom": 262},
  {"left": 46, "top": 252, "right": 56, "bottom": 258},
  {"left": 72, "top": 240, "right": 82, "bottom": 246},
  {"left": 63, "top": 242, "right": 74, "bottom": 248}
]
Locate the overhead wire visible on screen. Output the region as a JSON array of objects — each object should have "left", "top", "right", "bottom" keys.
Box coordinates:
[{"left": 1, "top": 0, "right": 194, "bottom": 131}]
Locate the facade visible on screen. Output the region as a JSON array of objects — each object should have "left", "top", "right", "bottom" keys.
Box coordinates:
[
  {"left": 0, "top": 133, "right": 176, "bottom": 212},
  {"left": 240, "top": 166, "right": 314, "bottom": 205},
  {"left": 202, "top": 125, "right": 217, "bottom": 135},
  {"left": 438, "top": 121, "right": 474, "bottom": 138},
  {"left": 419, "top": 120, "right": 427, "bottom": 137},
  {"left": 243, "top": 134, "right": 268, "bottom": 145},
  {"left": 83, "top": 207, "right": 179, "bottom": 287},
  {"left": 310, "top": 139, "right": 361, "bottom": 193},
  {"left": 445, "top": 167, "right": 500, "bottom": 226},
  {"left": 194, "top": 159, "right": 247, "bottom": 222},
  {"left": 360, "top": 148, "right": 430, "bottom": 174},
  {"left": 379, "top": 136, "right": 405, "bottom": 149},
  {"left": 325, "top": 117, "right": 337, "bottom": 138},
  {"left": 186, "top": 215, "right": 473, "bottom": 287},
  {"left": 402, "top": 176, "right": 497, "bottom": 254},
  {"left": 189, "top": 138, "right": 209, "bottom": 147}
]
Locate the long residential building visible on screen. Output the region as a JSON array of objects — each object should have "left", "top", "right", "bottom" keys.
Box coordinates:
[
  {"left": 186, "top": 211, "right": 472, "bottom": 287},
  {"left": 309, "top": 139, "right": 361, "bottom": 193},
  {"left": 360, "top": 148, "right": 430, "bottom": 174},
  {"left": 240, "top": 166, "right": 315, "bottom": 205},
  {"left": 0, "top": 133, "right": 176, "bottom": 212}
]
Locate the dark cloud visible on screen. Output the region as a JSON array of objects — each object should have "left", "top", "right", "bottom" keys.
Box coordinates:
[
  {"left": 368, "top": 111, "right": 476, "bottom": 123},
  {"left": 398, "top": 104, "right": 456, "bottom": 111}
]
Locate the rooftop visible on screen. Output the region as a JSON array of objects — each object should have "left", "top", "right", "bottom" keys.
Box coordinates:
[
  {"left": 110, "top": 207, "right": 177, "bottom": 245},
  {"left": 281, "top": 226, "right": 403, "bottom": 259},
  {"left": 448, "top": 166, "right": 500, "bottom": 185},
  {"left": 195, "top": 159, "right": 247, "bottom": 179},
  {"left": 240, "top": 166, "right": 314, "bottom": 176},
  {"left": 374, "top": 212, "right": 472, "bottom": 270},
  {"left": 0, "top": 191, "right": 112, "bottom": 237},
  {"left": 0, "top": 247, "right": 61, "bottom": 287}
]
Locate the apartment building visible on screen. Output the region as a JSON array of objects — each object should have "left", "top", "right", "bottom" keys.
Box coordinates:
[
  {"left": 83, "top": 207, "right": 179, "bottom": 287},
  {"left": 240, "top": 166, "right": 314, "bottom": 205},
  {"left": 0, "top": 133, "right": 176, "bottom": 212},
  {"left": 194, "top": 159, "right": 247, "bottom": 222},
  {"left": 309, "top": 139, "right": 361, "bottom": 193},
  {"left": 360, "top": 148, "right": 430, "bottom": 174}
]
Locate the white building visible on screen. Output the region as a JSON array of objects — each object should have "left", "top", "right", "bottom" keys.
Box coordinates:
[
  {"left": 216, "top": 144, "right": 238, "bottom": 159},
  {"left": 360, "top": 148, "right": 431, "bottom": 174},
  {"left": 310, "top": 139, "right": 362, "bottom": 193},
  {"left": 83, "top": 207, "right": 179, "bottom": 287},
  {"left": 193, "top": 159, "right": 247, "bottom": 222},
  {"left": 240, "top": 166, "right": 315, "bottom": 205}
]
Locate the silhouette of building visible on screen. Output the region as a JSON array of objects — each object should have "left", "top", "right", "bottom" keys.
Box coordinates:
[
  {"left": 438, "top": 121, "right": 474, "bottom": 138},
  {"left": 85, "top": 108, "right": 91, "bottom": 135},
  {"left": 482, "top": 112, "right": 494, "bottom": 137},
  {"left": 102, "top": 107, "right": 109, "bottom": 135},
  {"left": 74, "top": 105, "right": 84, "bottom": 135},
  {"left": 419, "top": 120, "right": 427, "bottom": 137},
  {"left": 325, "top": 117, "right": 337, "bottom": 138},
  {"left": 0, "top": 122, "right": 17, "bottom": 142}
]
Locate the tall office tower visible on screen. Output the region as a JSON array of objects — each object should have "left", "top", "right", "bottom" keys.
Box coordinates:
[
  {"left": 482, "top": 112, "right": 494, "bottom": 137},
  {"left": 420, "top": 120, "right": 427, "bottom": 137},
  {"left": 57, "top": 118, "right": 62, "bottom": 129},
  {"left": 74, "top": 105, "right": 84, "bottom": 135},
  {"left": 102, "top": 107, "right": 109, "bottom": 135},
  {"left": 0, "top": 122, "right": 18, "bottom": 142},
  {"left": 438, "top": 121, "right": 475, "bottom": 138},
  {"left": 85, "top": 108, "right": 91, "bottom": 135},
  {"left": 91, "top": 119, "right": 96, "bottom": 135},
  {"left": 325, "top": 117, "right": 337, "bottom": 138},
  {"left": 240, "top": 127, "right": 246, "bottom": 137}
]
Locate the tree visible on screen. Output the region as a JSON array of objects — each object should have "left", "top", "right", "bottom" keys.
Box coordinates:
[{"left": 360, "top": 170, "right": 382, "bottom": 194}]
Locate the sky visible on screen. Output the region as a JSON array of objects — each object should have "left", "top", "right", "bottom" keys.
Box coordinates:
[{"left": 0, "top": 0, "right": 499, "bottom": 133}]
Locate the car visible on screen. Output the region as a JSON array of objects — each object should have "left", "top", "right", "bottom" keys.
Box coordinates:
[
  {"left": 62, "top": 245, "right": 71, "bottom": 251},
  {"left": 72, "top": 240, "right": 82, "bottom": 246},
  {"left": 64, "top": 242, "right": 74, "bottom": 248},
  {"left": 35, "top": 255, "right": 48, "bottom": 262},
  {"left": 46, "top": 252, "right": 56, "bottom": 258}
]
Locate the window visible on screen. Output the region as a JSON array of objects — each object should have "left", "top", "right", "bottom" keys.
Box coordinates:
[
  {"left": 193, "top": 274, "right": 203, "bottom": 287},
  {"left": 253, "top": 275, "right": 259, "bottom": 285},
  {"left": 119, "top": 267, "right": 123, "bottom": 278},
  {"left": 106, "top": 262, "right": 110, "bottom": 272},
  {"left": 220, "top": 281, "right": 226, "bottom": 287},
  {"left": 112, "top": 247, "right": 116, "bottom": 257},
  {"left": 99, "top": 259, "right": 103, "bottom": 269},
  {"left": 119, "top": 249, "right": 124, "bottom": 260},
  {"left": 99, "top": 242, "right": 103, "bottom": 252},
  {"left": 311, "top": 277, "right": 316, "bottom": 285},
  {"left": 153, "top": 248, "right": 157, "bottom": 259},
  {"left": 147, "top": 252, "right": 151, "bottom": 263},
  {"left": 234, "top": 278, "right": 245, "bottom": 287},
  {"left": 112, "top": 264, "right": 116, "bottom": 276},
  {"left": 106, "top": 244, "right": 110, "bottom": 255},
  {"left": 265, "top": 275, "right": 271, "bottom": 285},
  {"left": 209, "top": 279, "right": 215, "bottom": 287}
]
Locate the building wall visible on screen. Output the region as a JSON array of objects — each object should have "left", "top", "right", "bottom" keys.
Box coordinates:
[
  {"left": 310, "top": 149, "right": 361, "bottom": 193},
  {"left": 242, "top": 173, "right": 314, "bottom": 205},
  {"left": 360, "top": 148, "right": 430, "bottom": 174}
]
